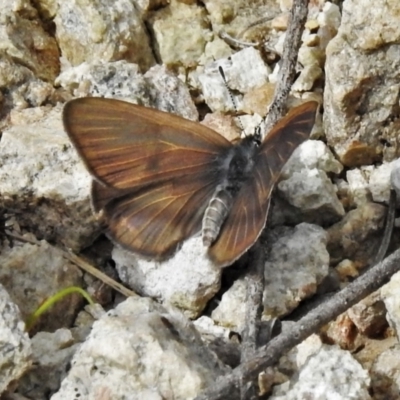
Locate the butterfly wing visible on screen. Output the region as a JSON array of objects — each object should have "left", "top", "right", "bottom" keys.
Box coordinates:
[
  {"left": 208, "top": 101, "right": 319, "bottom": 267},
  {"left": 94, "top": 176, "right": 217, "bottom": 258},
  {"left": 63, "top": 97, "right": 231, "bottom": 190},
  {"left": 63, "top": 97, "right": 233, "bottom": 258}
]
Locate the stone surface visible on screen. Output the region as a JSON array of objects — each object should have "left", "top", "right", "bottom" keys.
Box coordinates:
[
  {"left": 348, "top": 292, "right": 388, "bottom": 338},
  {"left": 271, "top": 345, "right": 371, "bottom": 400},
  {"left": 0, "top": 0, "right": 60, "bottom": 82},
  {"left": 279, "top": 168, "right": 343, "bottom": 221},
  {"left": 370, "top": 344, "right": 400, "bottom": 400},
  {"left": 57, "top": 62, "right": 199, "bottom": 121},
  {"left": 211, "top": 277, "right": 247, "bottom": 333},
  {"left": 52, "top": 297, "right": 228, "bottom": 400},
  {"left": 0, "top": 105, "right": 100, "bottom": 250},
  {"left": 277, "top": 140, "right": 345, "bottom": 225},
  {"left": 263, "top": 223, "right": 329, "bottom": 318},
  {"left": 17, "top": 329, "right": 79, "bottom": 399},
  {"left": 381, "top": 271, "right": 400, "bottom": 335},
  {"left": 346, "top": 161, "right": 397, "bottom": 207},
  {"left": 55, "top": 0, "right": 155, "bottom": 71},
  {"left": 324, "top": 0, "right": 400, "bottom": 167},
  {"left": 113, "top": 237, "right": 221, "bottom": 318},
  {"left": 0, "top": 240, "right": 82, "bottom": 332},
  {"left": 327, "top": 202, "right": 386, "bottom": 268},
  {"left": 0, "top": 284, "right": 32, "bottom": 393},
  {"left": 346, "top": 168, "right": 372, "bottom": 207},
  {"left": 147, "top": 0, "right": 210, "bottom": 67},
  {"left": 0, "top": 55, "right": 55, "bottom": 121},
  {"left": 282, "top": 140, "right": 343, "bottom": 177},
  {"left": 197, "top": 47, "right": 271, "bottom": 113}
]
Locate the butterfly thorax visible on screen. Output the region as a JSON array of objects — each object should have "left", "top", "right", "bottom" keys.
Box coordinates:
[{"left": 202, "top": 135, "right": 259, "bottom": 247}]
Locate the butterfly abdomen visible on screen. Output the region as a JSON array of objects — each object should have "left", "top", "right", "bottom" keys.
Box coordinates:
[{"left": 202, "top": 187, "right": 233, "bottom": 247}]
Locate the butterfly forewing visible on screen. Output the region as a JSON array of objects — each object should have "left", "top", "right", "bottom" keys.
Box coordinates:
[
  {"left": 208, "top": 101, "right": 318, "bottom": 266},
  {"left": 63, "top": 98, "right": 232, "bottom": 190}
]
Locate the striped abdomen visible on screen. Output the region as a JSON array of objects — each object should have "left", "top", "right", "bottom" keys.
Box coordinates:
[{"left": 202, "top": 187, "right": 233, "bottom": 247}]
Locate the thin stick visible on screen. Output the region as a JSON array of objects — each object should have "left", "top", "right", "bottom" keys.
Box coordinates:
[
  {"left": 239, "top": 244, "right": 265, "bottom": 399},
  {"left": 264, "top": 0, "right": 310, "bottom": 132},
  {"left": 63, "top": 251, "right": 137, "bottom": 298}
]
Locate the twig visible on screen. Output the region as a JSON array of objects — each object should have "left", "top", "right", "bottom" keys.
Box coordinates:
[
  {"left": 195, "top": 239, "right": 400, "bottom": 399},
  {"left": 218, "top": 31, "right": 260, "bottom": 48},
  {"left": 264, "top": 0, "right": 310, "bottom": 132},
  {"left": 239, "top": 243, "right": 265, "bottom": 399},
  {"left": 64, "top": 251, "right": 137, "bottom": 298}
]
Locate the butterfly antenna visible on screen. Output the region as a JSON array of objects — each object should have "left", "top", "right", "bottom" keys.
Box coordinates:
[{"left": 218, "top": 66, "right": 246, "bottom": 134}]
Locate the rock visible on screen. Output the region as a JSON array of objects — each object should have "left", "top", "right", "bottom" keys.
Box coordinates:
[
  {"left": 55, "top": 0, "right": 155, "bottom": 71},
  {"left": 0, "top": 240, "right": 82, "bottom": 332},
  {"left": 368, "top": 161, "right": 397, "bottom": 203},
  {"left": 370, "top": 344, "right": 400, "bottom": 400},
  {"left": 0, "top": 0, "right": 60, "bottom": 82},
  {"left": 271, "top": 345, "right": 371, "bottom": 400},
  {"left": 381, "top": 271, "right": 400, "bottom": 335},
  {"left": 263, "top": 223, "right": 329, "bottom": 318},
  {"left": 277, "top": 140, "right": 345, "bottom": 224},
  {"left": 323, "top": 313, "right": 358, "bottom": 350},
  {"left": 0, "top": 56, "right": 55, "bottom": 119},
  {"left": 193, "top": 316, "right": 240, "bottom": 368},
  {"left": 57, "top": 62, "right": 199, "bottom": 121},
  {"left": 291, "top": 63, "right": 323, "bottom": 92},
  {"left": 280, "top": 167, "right": 343, "bottom": 224},
  {"left": 197, "top": 47, "right": 271, "bottom": 113},
  {"left": 147, "top": 0, "right": 210, "bottom": 67},
  {"left": 17, "top": 329, "right": 79, "bottom": 399},
  {"left": 52, "top": 297, "right": 229, "bottom": 400},
  {"left": 112, "top": 238, "right": 221, "bottom": 318},
  {"left": 211, "top": 277, "right": 247, "bottom": 333},
  {"left": 282, "top": 140, "right": 343, "bottom": 177},
  {"left": 346, "top": 161, "right": 397, "bottom": 207},
  {"left": 0, "top": 105, "right": 100, "bottom": 250},
  {"left": 0, "top": 284, "right": 32, "bottom": 393},
  {"left": 324, "top": 0, "right": 400, "bottom": 167},
  {"left": 327, "top": 202, "right": 386, "bottom": 268},
  {"left": 346, "top": 168, "right": 372, "bottom": 207},
  {"left": 348, "top": 292, "right": 388, "bottom": 338}
]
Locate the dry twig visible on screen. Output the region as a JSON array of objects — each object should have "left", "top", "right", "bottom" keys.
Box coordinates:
[{"left": 264, "top": 0, "right": 310, "bottom": 132}]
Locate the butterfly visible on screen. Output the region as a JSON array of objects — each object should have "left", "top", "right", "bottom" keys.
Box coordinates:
[{"left": 63, "top": 98, "right": 318, "bottom": 267}]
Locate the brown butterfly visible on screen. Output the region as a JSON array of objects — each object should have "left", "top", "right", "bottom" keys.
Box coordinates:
[{"left": 63, "top": 98, "right": 318, "bottom": 267}]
